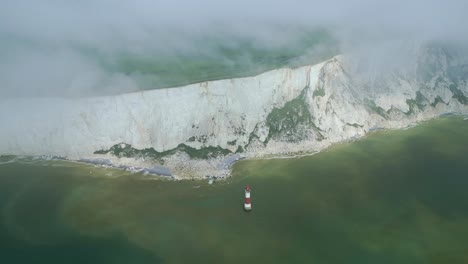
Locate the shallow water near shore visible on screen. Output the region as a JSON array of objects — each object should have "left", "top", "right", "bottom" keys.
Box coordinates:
[{"left": 1, "top": 116, "right": 468, "bottom": 263}]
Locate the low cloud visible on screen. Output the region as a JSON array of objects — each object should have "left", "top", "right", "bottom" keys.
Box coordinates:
[{"left": 0, "top": 0, "right": 467, "bottom": 98}]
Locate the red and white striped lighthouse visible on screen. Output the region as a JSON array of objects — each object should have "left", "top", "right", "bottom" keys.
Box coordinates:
[{"left": 244, "top": 185, "right": 252, "bottom": 211}]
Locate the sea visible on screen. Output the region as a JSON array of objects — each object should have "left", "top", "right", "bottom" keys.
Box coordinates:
[{"left": 1, "top": 116, "right": 467, "bottom": 263}]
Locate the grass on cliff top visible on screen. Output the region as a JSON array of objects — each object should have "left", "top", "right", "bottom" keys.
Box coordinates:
[{"left": 99, "top": 29, "right": 338, "bottom": 90}]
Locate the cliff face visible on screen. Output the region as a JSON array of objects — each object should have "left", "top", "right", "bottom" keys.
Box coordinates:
[{"left": 1, "top": 46, "right": 467, "bottom": 178}]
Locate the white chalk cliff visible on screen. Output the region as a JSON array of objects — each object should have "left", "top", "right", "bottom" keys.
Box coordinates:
[{"left": 1, "top": 45, "right": 467, "bottom": 178}]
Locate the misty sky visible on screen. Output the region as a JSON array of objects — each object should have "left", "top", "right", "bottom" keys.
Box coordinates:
[{"left": 1, "top": 0, "right": 467, "bottom": 98}]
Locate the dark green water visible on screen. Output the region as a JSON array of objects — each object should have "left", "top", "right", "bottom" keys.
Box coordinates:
[{"left": 1, "top": 117, "right": 468, "bottom": 263}]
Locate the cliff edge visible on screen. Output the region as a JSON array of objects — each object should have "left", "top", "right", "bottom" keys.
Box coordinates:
[{"left": 1, "top": 45, "right": 467, "bottom": 179}]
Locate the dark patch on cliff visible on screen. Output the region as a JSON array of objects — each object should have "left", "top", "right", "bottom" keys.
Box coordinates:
[
  {"left": 95, "top": 143, "right": 231, "bottom": 160},
  {"left": 265, "top": 88, "right": 323, "bottom": 142}
]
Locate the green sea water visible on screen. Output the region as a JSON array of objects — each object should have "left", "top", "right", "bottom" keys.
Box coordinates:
[{"left": 1, "top": 116, "right": 467, "bottom": 263}]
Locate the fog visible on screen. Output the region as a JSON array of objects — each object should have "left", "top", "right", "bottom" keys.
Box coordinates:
[{"left": 1, "top": 0, "right": 467, "bottom": 98}]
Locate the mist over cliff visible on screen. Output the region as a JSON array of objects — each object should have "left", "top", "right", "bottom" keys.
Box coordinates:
[{"left": 1, "top": 0, "right": 467, "bottom": 98}]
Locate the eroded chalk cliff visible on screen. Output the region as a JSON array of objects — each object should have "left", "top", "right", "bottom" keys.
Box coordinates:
[{"left": 1, "top": 45, "right": 467, "bottom": 178}]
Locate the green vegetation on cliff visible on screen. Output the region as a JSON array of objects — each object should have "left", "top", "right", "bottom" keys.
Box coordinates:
[
  {"left": 449, "top": 84, "right": 468, "bottom": 104},
  {"left": 405, "top": 91, "right": 428, "bottom": 115},
  {"left": 265, "top": 88, "right": 323, "bottom": 142},
  {"left": 365, "top": 99, "right": 388, "bottom": 119},
  {"left": 95, "top": 143, "right": 231, "bottom": 160}
]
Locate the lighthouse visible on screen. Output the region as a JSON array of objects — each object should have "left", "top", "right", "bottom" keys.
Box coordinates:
[{"left": 244, "top": 185, "right": 252, "bottom": 211}]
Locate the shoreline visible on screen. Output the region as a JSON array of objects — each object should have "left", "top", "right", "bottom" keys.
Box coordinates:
[
  {"left": 1, "top": 49, "right": 467, "bottom": 180},
  {"left": 71, "top": 111, "right": 468, "bottom": 180},
  {"left": 3, "top": 113, "right": 466, "bottom": 182}
]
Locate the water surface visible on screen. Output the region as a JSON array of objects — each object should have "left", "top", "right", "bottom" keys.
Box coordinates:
[{"left": 1, "top": 117, "right": 467, "bottom": 263}]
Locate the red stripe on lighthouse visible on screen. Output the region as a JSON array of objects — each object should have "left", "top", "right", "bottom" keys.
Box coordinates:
[{"left": 245, "top": 197, "right": 251, "bottom": 204}]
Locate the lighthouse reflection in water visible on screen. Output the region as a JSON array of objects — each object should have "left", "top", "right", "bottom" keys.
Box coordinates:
[{"left": 244, "top": 185, "right": 252, "bottom": 211}]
